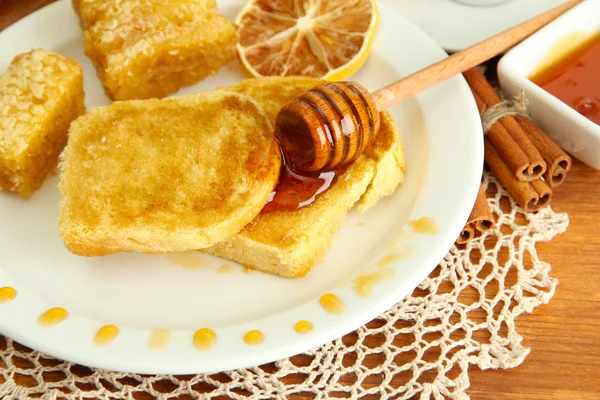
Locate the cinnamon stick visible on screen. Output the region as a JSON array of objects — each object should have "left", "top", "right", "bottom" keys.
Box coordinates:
[
  {"left": 464, "top": 68, "right": 547, "bottom": 181},
  {"left": 516, "top": 116, "right": 572, "bottom": 187},
  {"left": 456, "top": 184, "right": 496, "bottom": 244},
  {"left": 472, "top": 185, "right": 496, "bottom": 232},
  {"left": 457, "top": 225, "right": 475, "bottom": 245},
  {"left": 471, "top": 91, "right": 531, "bottom": 182},
  {"left": 531, "top": 178, "right": 553, "bottom": 209},
  {"left": 484, "top": 140, "right": 551, "bottom": 212}
]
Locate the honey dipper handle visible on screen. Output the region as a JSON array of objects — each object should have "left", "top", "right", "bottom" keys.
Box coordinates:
[{"left": 371, "top": 0, "right": 582, "bottom": 111}]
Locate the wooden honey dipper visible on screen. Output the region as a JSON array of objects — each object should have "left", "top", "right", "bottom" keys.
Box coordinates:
[{"left": 275, "top": 0, "right": 582, "bottom": 173}]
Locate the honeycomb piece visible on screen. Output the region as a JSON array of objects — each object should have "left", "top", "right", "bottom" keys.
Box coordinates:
[
  {"left": 0, "top": 49, "right": 85, "bottom": 197},
  {"left": 73, "top": 0, "right": 238, "bottom": 100}
]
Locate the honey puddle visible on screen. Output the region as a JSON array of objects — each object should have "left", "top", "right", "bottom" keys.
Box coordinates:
[
  {"left": 0, "top": 287, "right": 17, "bottom": 303},
  {"left": 379, "top": 246, "right": 417, "bottom": 266},
  {"left": 319, "top": 293, "right": 345, "bottom": 315},
  {"left": 243, "top": 330, "right": 264, "bottom": 345},
  {"left": 377, "top": 253, "right": 400, "bottom": 266},
  {"left": 37, "top": 307, "right": 68, "bottom": 327},
  {"left": 354, "top": 267, "right": 396, "bottom": 297},
  {"left": 94, "top": 325, "right": 119, "bottom": 346},
  {"left": 409, "top": 217, "right": 438, "bottom": 235},
  {"left": 218, "top": 264, "right": 234, "bottom": 274},
  {"left": 148, "top": 329, "right": 171, "bottom": 351},
  {"left": 193, "top": 328, "right": 216, "bottom": 350},
  {"left": 294, "top": 320, "right": 313, "bottom": 334},
  {"left": 243, "top": 266, "right": 254, "bottom": 274},
  {"left": 168, "top": 252, "right": 208, "bottom": 268},
  {"left": 354, "top": 246, "right": 417, "bottom": 297},
  {"left": 386, "top": 227, "right": 414, "bottom": 250}
]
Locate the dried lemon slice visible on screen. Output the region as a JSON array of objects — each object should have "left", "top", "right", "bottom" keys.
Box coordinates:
[{"left": 236, "top": 0, "right": 379, "bottom": 80}]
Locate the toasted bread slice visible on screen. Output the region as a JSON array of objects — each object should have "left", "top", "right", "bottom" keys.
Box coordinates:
[
  {"left": 72, "top": 0, "right": 237, "bottom": 100},
  {"left": 204, "top": 77, "right": 405, "bottom": 278},
  {"left": 59, "top": 91, "right": 280, "bottom": 256}
]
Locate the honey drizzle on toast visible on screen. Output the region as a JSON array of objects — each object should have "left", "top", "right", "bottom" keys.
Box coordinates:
[{"left": 263, "top": 155, "right": 347, "bottom": 213}]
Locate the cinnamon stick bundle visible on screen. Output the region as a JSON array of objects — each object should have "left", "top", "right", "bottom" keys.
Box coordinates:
[
  {"left": 456, "top": 67, "right": 570, "bottom": 243},
  {"left": 516, "top": 116, "right": 572, "bottom": 187},
  {"left": 485, "top": 140, "right": 552, "bottom": 212},
  {"left": 471, "top": 91, "right": 532, "bottom": 181},
  {"left": 464, "top": 68, "right": 547, "bottom": 182},
  {"left": 457, "top": 184, "right": 496, "bottom": 245}
]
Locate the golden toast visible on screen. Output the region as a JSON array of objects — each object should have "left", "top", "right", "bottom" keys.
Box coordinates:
[
  {"left": 204, "top": 77, "right": 405, "bottom": 278},
  {"left": 58, "top": 91, "right": 280, "bottom": 256},
  {"left": 72, "top": 0, "right": 238, "bottom": 100},
  {"left": 0, "top": 49, "right": 84, "bottom": 197}
]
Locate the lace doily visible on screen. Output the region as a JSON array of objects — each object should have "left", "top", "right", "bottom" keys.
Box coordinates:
[{"left": 0, "top": 171, "right": 569, "bottom": 400}]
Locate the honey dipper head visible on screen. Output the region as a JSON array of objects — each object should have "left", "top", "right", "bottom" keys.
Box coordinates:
[{"left": 275, "top": 82, "right": 380, "bottom": 173}]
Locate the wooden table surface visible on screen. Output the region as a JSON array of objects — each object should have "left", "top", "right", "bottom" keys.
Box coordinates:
[{"left": 1, "top": 1, "right": 599, "bottom": 399}]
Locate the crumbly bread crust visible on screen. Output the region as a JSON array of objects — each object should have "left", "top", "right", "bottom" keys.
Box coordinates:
[
  {"left": 72, "top": 0, "right": 238, "bottom": 100},
  {"left": 58, "top": 91, "right": 280, "bottom": 256},
  {"left": 205, "top": 77, "right": 405, "bottom": 278},
  {"left": 0, "top": 49, "right": 84, "bottom": 197},
  {"left": 206, "top": 157, "right": 376, "bottom": 277}
]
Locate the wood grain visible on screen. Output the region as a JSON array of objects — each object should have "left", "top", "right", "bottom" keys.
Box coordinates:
[
  {"left": 469, "top": 160, "right": 600, "bottom": 400},
  {"left": 2, "top": 2, "right": 600, "bottom": 399}
]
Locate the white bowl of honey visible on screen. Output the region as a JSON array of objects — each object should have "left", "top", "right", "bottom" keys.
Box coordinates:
[{"left": 497, "top": 0, "right": 600, "bottom": 170}]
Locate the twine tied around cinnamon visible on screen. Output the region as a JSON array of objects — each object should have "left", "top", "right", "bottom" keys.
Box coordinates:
[{"left": 481, "top": 90, "right": 530, "bottom": 133}]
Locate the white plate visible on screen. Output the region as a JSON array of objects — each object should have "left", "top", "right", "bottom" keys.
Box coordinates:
[
  {"left": 0, "top": 0, "right": 483, "bottom": 374},
  {"left": 382, "top": 0, "right": 570, "bottom": 51}
]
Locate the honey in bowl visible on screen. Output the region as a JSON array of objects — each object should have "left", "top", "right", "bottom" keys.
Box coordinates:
[{"left": 529, "top": 31, "right": 600, "bottom": 125}]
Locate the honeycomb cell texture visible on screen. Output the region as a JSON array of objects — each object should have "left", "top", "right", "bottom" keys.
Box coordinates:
[
  {"left": 72, "top": 0, "right": 239, "bottom": 100},
  {"left": 0, "top": 49, "right": 85, "bottom": 197}
]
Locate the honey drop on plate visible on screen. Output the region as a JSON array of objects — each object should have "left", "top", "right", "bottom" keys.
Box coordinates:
[
  {"left": 294, "top": 320, "right": 313, "bottom": 334},
  {"left": 37, "top": 307, "right": 69, "bottom": 327},
  {"left": 319, "top": 293, "right": 345, "bottom": 315},
  {"left": 193, "top": 328, "right": 217, "bottom": 350},
  {"left": 243, "top": 330, "right": 264, "bottom": 346},
  {"left": 148, "top": 329, "right": 171, "bottom": 351},
  {"left": 0, "top": 287, "right": 17, "bottom": 303},
  {"left": 94, "top": 325, "right": 119, "bottom": 346},
  {"left": 409, "top": 217, "right": 439, "bottom": 235}
]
